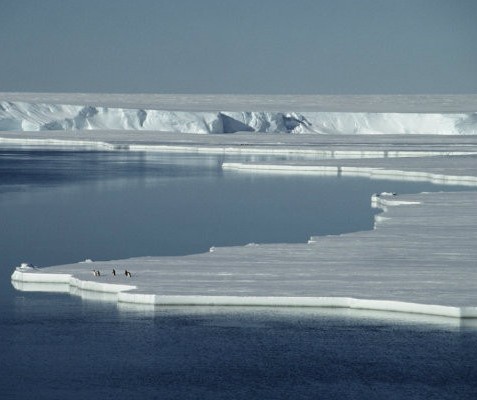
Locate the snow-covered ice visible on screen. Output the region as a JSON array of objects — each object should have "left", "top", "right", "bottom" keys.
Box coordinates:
[
  {"left": 1, "top": 93, "right": 477, "bottom": 134},
  {"left": 5, "top": 93, "right": 477, "bottom": 319},
  {"left": 11, "top": 191, "right": 477, "bottom": 318},
  {"left": 1, "top": 101, "right": 476, "bottom": 134}
]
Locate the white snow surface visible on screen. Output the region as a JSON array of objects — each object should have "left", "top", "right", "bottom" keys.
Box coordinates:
[{"left": 1, "top": 95, "right": 477, "bottom": 134}]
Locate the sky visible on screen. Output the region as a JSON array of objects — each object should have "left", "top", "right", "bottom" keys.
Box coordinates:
[{"left": 0, "top": 0, "right": 476, "bottom": 94}]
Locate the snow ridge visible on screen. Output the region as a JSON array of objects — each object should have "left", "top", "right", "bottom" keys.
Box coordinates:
[{"left": 1, "top": 101, "right": 476, "bottom": 135}]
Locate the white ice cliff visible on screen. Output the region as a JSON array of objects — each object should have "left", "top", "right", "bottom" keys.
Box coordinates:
[{"left": 1, "top": 101, "right": 476, "bottom": 134}]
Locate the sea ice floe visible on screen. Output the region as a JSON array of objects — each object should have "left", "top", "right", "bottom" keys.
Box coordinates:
[{"left": 11, "top": 192, "right": 477, "bottom": 319}]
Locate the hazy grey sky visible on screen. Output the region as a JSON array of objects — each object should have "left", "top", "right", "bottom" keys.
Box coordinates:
[{"left": 1, "top": 0, "right": 476, "bottom": 94}]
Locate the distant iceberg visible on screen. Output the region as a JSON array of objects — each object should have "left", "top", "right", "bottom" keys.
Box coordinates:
[{"left": 1, "top": 101, "right": 476, "bottom": 135}]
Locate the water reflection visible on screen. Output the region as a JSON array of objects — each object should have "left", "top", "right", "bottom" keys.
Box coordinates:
[
  {"left": 12, "top": 279, "right": 477, "bottom": 330},
  {"left": 123, "top": 304, "right": 477, "bottom": 330},
  {"left": 11, "top": 280, "right": 70, "bottom": 294}
]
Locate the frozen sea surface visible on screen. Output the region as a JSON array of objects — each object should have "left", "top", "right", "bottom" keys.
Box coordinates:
[
  {"left": 13, "top": 192, "right": 477, "bottom": 318},
  {"left": 8, "top": 142, "right": 477, "bottom": 318}
]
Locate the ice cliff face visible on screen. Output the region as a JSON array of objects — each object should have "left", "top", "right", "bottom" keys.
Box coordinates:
[{"left": 1, "top": 101, "right": 476, "bottom": 135}]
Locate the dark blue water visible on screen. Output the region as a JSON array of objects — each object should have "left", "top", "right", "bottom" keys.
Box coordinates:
[{"left": 1, "top": 149, "right": 477, "bottom": 399}]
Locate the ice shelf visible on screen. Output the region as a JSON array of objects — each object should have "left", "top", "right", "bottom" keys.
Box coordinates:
[{"left": 1, "top": 94, "right": 477, "bottom": 134}]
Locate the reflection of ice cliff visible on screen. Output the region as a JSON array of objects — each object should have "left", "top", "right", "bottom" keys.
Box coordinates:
[{"left": 1, "top": 101, "right": 476, "bottom": 134}]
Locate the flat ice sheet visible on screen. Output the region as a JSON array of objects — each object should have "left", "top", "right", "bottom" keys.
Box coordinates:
[
  {"left": 2, "top": 92, "right": 477, "bottom": 112},
  {"left": 12, "top": 192, "right": 477, "bottom": 317},
  {"left": 2, "top": 130, "right": 477, "bottom": 154}
]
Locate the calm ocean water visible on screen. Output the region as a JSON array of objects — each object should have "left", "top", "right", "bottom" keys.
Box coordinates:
[{"left": 1, "top": 149, "right": 476, "bottom": 399}]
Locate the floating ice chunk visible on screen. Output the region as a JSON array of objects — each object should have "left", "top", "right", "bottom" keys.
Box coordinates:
[{"left": 18, "top": 263, "right": 35, "bottom": 270}]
